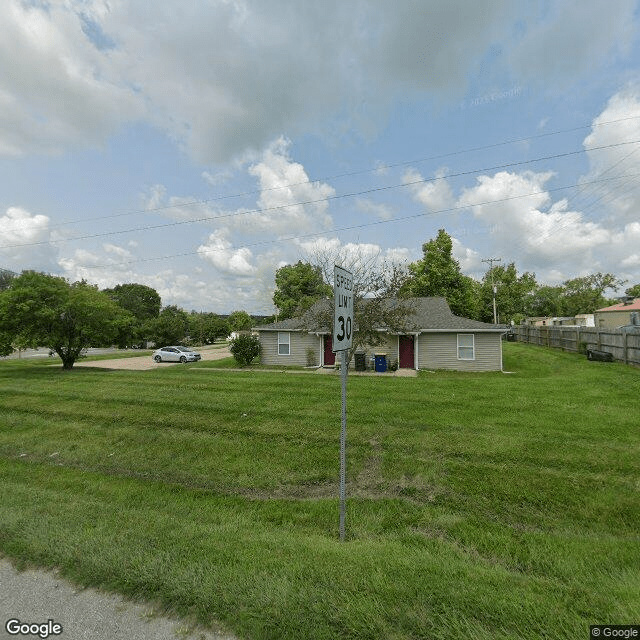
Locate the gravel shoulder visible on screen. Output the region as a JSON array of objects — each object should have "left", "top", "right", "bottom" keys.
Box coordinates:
[
  {"left": 0, "top": 558, "right": 237, "bottom": 640},
  {"left": 73, "top": 346, "right": 232, "bottom": 371}
]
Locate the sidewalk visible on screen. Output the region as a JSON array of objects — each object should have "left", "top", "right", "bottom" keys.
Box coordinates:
[{"left": 0, "top": 559, "right": 237, "bottom": 640}]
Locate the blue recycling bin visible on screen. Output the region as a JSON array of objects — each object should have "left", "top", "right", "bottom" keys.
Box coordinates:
[{"left": 374, "top": 353, "right": 387, "bottom": 373}]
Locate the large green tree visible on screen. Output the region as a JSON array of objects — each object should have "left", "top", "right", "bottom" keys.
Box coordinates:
[
  {"left": 402, "top": 229, "right": 480, "bottom": 318},
  {"left": 188, "top": 312, "right": 230, "bottom": 344},
  {"left": 0, "top": 269, "right": 16, "bottom": 291},
  {"left": 479, "top": 263, "right": 537, "bottom": 324},
  {"left": 625, "top": 283, "right": 640, "bottom": 298},
  {"left": 0, "top": 271, "right": 134, "bottom": 368},
  {"left": 527, "top": 285, "right": 566, "bottom": 318},
  {"left": 144, "top": 305, "right": 189, "bottom": 346},
  {"left": 103, "top": 283, "right": 161, "bottom": 322},
  {"left": 227, "top": 310, "right": 253, "bottom": 332},
  {"left": 273, "top": 261, "right": 332, "bottom": 320},
  {"left": 561, "top": 273, "right": 624, "bottom": 316}
]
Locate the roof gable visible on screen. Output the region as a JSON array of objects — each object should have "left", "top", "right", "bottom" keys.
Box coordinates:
[
  {"left": 254, "top": 297, "right": 505, "bottom": 333},
  {"left": 595, "top": 299, "right": 640, "bottom": 312}
]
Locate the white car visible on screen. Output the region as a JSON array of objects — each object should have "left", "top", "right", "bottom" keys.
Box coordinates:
[{"left": 152, "top": 346, "right": 201, "bottom": 363}]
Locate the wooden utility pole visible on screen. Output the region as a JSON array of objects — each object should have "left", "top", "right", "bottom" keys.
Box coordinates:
[{"left": 482, "top": 258, "right": 502, "bottom": 324}]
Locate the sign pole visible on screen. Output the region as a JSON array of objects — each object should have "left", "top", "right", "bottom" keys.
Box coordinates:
[
  {"left": 333, "top": 264, "right": 353, "bottom": 542},
  {"left": 339, "top": 348, "right": 347, "bottom": 541}
]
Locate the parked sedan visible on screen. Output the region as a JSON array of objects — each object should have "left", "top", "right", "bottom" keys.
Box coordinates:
[{"left": 152, "top": 346, "right": 201, "bottom": 363}]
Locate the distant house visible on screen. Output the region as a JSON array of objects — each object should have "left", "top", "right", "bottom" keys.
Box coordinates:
[
  {"left": 594, "top": 298, "right": 640, "bottom": 329},
  {"left": 523, "top": 314, "right": 595, "bottom": 327},
  {"left": 254, "top": 297, "right": 507, "bottom": 372},
  {"left": 574, "top": 314, "right": 595, "bottom": 327}
]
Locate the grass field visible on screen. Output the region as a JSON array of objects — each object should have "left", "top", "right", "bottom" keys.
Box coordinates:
[{"left": 0, "top": 343, "right": 638, "bottom": 639}]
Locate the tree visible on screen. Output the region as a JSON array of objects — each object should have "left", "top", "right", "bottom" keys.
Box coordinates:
[
  {"left": 229, "top": 333, "right": 261, "bottom": 366},
  {"left": 401, "top": 229, "right": 480, "bottom": 318},
  {"left": 625, "top": 283, "right": 640, "bottom": 298},
  {"left": 188, "top": 312, "right": 230, "bottom": 344},
  {"left": 527, "top": 285, "right": 566, "bottom": 318},
  {"left": 144, "top": 305, "right": 189, "bottom": 346},
  {"left": 0, "top": 269, "right": 16, "bottom": 291},
  {"left": 228, "top": 310, "right": 252, "bottom": 332},
  {"left": 0, "top": 271, "right": 133, "bottom": 369},
  {"left": 561, "top": 273, "right": 624, "bottom": 316},
  {"left": 103, "top": 283, "right": 161, "bottom": 322},
  {"left": 479, "top": 263, "right": 537, "bottom": 324},
  {"left": 273, "top": 261, "right": 332, "bottom": 320},
  {"left": 302, "top": 243, "right": 416, "bottom": 363}
]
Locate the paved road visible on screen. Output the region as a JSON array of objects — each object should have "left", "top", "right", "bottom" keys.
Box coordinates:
[
  {"left": 0, "top": 559, "right": 237, "bottom": 640},
  {"left": 1, "top": 348, "right": 122, "bottom": 361}
]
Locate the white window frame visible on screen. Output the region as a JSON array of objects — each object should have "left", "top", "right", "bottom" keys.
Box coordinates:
[
  {"left": 278, "top": 332, "right": 291, "bottom": 356},
  {"left": 457, "top": 334, "right": 475, "bottom": 360}
]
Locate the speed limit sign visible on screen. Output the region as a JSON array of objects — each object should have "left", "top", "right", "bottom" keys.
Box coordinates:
[{"left": 333, "top": 265, "right": 353, "bottom": 352}]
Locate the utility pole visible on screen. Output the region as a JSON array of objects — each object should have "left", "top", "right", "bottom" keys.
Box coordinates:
[{"left": 482, "top": 258, "right": 502, "bottom": 324}]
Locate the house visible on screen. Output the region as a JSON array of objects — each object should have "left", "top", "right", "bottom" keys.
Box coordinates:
[
  {"left": 574, "top": 314, "right": 595, "bottom": 327},
  {"left": 254, "top": 297, "right": 507, "bottom": 372},
  {"left": 594, "top": 298, "right": 640, "bottom": 329}
]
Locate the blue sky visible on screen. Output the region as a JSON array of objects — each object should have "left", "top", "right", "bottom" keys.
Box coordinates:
[{"left": 1, "top": 0, "right": 640, "bottom": 313}]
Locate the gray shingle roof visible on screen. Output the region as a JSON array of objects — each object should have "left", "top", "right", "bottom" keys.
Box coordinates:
[{"left": 254, "top": 297, "right": 506, "bottom": 333}]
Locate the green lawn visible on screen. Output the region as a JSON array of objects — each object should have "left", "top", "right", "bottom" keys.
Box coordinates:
[{"left": 0, "top": 343, "right": 638, "bottom": 639}]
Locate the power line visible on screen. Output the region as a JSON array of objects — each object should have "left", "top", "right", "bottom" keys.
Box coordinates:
[
  {"left": 76, "top": 170, "right": 640, "bottom": 270},
  {"left": 3, "top": 138, "right": 640, "bottom": 251},
  {"left": 3, "top": 114, "right": 640, "bottom": 235}
]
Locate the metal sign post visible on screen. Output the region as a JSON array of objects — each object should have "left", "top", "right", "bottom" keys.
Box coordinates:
[{"left": 333, "top": 265, "right": 353, "bottom": 542}]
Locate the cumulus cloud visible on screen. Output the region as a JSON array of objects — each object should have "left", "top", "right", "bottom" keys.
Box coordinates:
[
  {"left": 0, "top": 206, "right": 57, "bottom": 271},
  {"left": 457, "top": 170, "right": 612, "bottom": 268},
  {"left": 0, "top": 1, "right": 141, "bottom": 156},
  {"left": 404, "top": 167, "right": 455, "bottom": 212},
  {"left": 147, "top": 138, "right": 335, "bottom": 235},
  {"left": 197, "top": 229, "right": 256, "bottom": 276},
  {"left": 299, "top": 237, "right": 411, "bottom": 274},
  {"left": 579, "top": 82, "right": 640, "bottom": 223},
  {"left": 58, "top": 242, "right": 138, "bottom": 287},
  {"left": 451, "top": 237, "right": 482, "bottom": 272}
]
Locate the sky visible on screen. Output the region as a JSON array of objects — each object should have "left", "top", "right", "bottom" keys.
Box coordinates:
[{"left": 1, "top": 0, "right": 640, "bottom": 314}]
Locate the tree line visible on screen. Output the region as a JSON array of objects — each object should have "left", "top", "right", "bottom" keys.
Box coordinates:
[
  {"left": 1, "top": 228, "right": 637, "bottom": 368},
  {"left": 0, "top": 273, "right": 256, "bottom": 368},
  {"left": 272, "top": 229, "right": 639, "bottom": 325}
]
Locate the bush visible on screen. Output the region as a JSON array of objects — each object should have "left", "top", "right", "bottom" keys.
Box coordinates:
[
  {"left": 305, "top": 348, "right": 316, "bottom": 367},
  {"left": 229, "top": 333, "right": 261, "bottom": 367}
]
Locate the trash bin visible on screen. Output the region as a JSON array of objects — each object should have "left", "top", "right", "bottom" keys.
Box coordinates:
[
  {"left": 374, "top": 353, "right": 387, "bottom": 373},
  {"left": 354, "top": 352, "right": 366, "bottom": 371}
]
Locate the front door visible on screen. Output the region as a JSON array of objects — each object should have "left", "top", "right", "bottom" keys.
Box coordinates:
[
  {"left": 324, "top": 335, "right": 335, "bottom": 366},
  {"left": 399, "top": 335, "right": 414, "bottom": 368}
]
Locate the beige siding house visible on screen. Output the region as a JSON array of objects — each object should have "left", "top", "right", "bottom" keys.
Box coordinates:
[
  {"left": 594, "top": 299, "right": 640, "bottom": 329},
  {"left": 255, "top": 297, "right": 506, "bottom": 372}
]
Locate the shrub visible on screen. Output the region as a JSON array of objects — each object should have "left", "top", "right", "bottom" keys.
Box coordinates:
[
  {"left": 305, "top": 348, "right": 316, "bottom": 367},
  {"left": 229, "top": 333, "right": 261, "bottom": 367}
]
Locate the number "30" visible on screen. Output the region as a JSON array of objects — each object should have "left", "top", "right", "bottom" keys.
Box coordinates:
[{"left": 336, "top": 315, "right": 352, "bottom": 341}]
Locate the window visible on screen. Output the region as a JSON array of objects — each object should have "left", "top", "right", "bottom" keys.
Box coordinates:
[
  {"left": 278, "top": 332, "right": 290, "bottom": 356},
  {"left": 457, "top": 334, "right": 475, "bottom": 360}
]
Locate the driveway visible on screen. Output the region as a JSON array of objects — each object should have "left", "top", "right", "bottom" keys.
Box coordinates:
[{"left": 73, "top": 346, "right": 232, "bottom": 371}]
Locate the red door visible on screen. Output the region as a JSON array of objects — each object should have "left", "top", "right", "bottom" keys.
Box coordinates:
[
  {"left": 399, "top": 335, "right": 414, "bottom": 368},
  {"left": 324, "top": 335, "right": 335, "bottom": 366}
]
